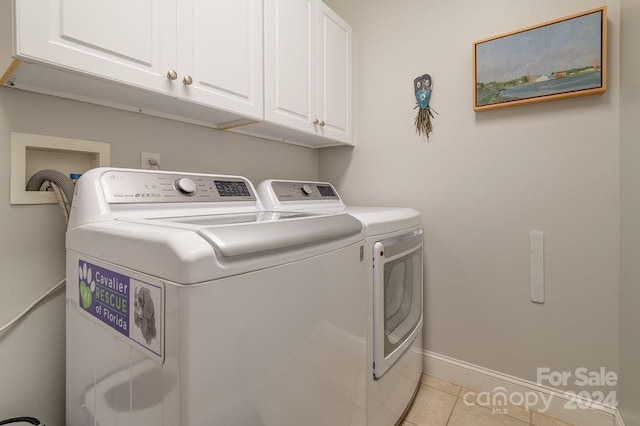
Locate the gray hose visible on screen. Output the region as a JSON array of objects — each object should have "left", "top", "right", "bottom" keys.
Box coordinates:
[{"left": 26, "top": 169, "right": 75, "bottom": 204}]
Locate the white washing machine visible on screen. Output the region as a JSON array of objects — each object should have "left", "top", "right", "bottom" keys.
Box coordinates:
[
  {"left": 257, "top": 180, "right": 424, "bottom": 426},
  {"left": 65, "top": 168, "right": 368, "bottom": 426}
]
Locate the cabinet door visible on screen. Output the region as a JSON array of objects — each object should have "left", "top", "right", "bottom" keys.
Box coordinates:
[
  {"left": 264, "top": 0, "right": 317, "bottom": 132},
  {"left": 178, "top": 0, "right": 263, "bottom": 120},
  {"left": 317, "top": 1, "right": 352, "bottom": 143},
  {"left": 14, "top": 0, "right": 177, "bottom": 96}
]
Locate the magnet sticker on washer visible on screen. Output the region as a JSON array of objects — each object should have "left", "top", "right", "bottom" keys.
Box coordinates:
[{"left": 78, "top": 259, "right": 164, "bottom": 362}]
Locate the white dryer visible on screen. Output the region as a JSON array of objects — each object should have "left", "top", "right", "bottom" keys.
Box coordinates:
[
  {"left": 66, "top": 168, "right": 368, "bottom": 426},
  {"left": 257, "top": 180, "right": 424, "bottom": 426}
]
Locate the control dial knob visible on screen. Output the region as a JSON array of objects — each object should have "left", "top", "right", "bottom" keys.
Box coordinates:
[
  {"left": 175, "top": 177, "right": 197, "bottom": 196},
  {"left": 301, "top": 184, "right": 314, "bottom": 196}
]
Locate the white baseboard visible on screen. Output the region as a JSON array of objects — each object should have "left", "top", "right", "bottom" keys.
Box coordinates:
[{"left": 423, "top": 350, "right": 622, "bottom": 426}]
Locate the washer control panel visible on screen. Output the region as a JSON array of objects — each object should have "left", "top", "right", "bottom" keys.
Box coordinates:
[
  {"left": 270, "top": 181, "right": 339, "bottom": 201},
  {"left": 100, "top": 170, "right": 256, "bottom": 203}
]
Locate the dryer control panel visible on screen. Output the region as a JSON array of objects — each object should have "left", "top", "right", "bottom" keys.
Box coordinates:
[
  {"left": 100, "top": 170, "right": 256, "bottom": 203},
  {"left": 269, "top": 181, "right": 340, "bottom": 201}
]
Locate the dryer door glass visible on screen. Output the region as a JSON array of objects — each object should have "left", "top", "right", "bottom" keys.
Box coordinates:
[
  {"left": 383, "top": 247, "right": 422, "bottom": 357},
  {"left": 373, "top": 229, "right": 423, "bottom": 379}
]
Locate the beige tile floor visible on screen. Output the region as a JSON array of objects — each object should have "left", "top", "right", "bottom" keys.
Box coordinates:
[{"left": 401, "top": 375, "right": 574, "bottom": 426}]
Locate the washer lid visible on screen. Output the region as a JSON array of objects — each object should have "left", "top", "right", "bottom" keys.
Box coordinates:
[
  {"left": 68, "top": 213, "right": 364, "bottom": 284},
  {"left": 146, "top": 211, "right": 309, "bottom": 226},
  {"left": 123, "top": 211, "right": 363, "bottom": 258},
  {"left": 197, "top": 213, "right": 362, "bottom": 257}
]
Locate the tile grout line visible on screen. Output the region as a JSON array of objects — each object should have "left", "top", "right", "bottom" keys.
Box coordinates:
[
  {"left": 443, "top": 383, "right": 465, "bottom": 425},
  {"left": 444, "top": 396, "right": 460, "bottom": 425},
  {"left": 409, "top": 380, "right": 461, "bottom": 426},
  {"left": 422, "top": 383, "right": 462, "bottom": 398}
]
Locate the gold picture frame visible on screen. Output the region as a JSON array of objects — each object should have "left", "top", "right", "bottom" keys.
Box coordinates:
[{"left": 473, "top": 6, "right": 607, "bottom": 112}]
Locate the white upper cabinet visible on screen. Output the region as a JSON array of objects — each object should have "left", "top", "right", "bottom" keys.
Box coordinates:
[
  {"left": 264, "top": 0, "right": 317, "bottom": 132},
  {"left": 13, "top": 0, "right": 263, "bottom": 120},
  {"left": 178, "top": 0, "right": 263, "bottom": 119},
  {"left": 7, "top": 0, "right": 351, "bottom": 147},
  {"left": 317, "top": 1, "right": 351, "bottom": 143},
  {"left": 15, "top": 0, "right": 177, "bottom": 96},
  {"left": 263, "top": 0, "right": 352, "bottom": 144}
]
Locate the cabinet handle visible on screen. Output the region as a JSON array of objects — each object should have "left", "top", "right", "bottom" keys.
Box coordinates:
[
  {"left": 313, "top": 119, "right": 319, "bottom": 125},
  {"left": 167, "top": 69, "right": 178, "bottom": 80},
  {"left": 319, "top": 121, "right": 325, "bottom": 127},
  {"left": 183, "top": 75, "right": 193, "bottom": 85}
]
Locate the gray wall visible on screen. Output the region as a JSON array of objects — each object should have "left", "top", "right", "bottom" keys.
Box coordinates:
[
  {"left": 3, "top": 1, "right": 637, "bottom": 425},
  {"left": 0, "top": 88, "right": 319, "bottom": 425},
  {"left": 619, "top": 0, "right": 640, "bottom": 423},
  {"left": 321, "top": 0, "right": 621, "bottom": 393}
]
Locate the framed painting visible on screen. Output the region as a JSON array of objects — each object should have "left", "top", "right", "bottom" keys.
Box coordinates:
[{"left": 473, "top": 6, "right": 607, "bottom": 112}]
